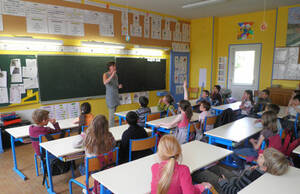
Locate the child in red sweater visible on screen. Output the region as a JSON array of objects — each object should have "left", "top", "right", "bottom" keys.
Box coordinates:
[{"left": 29, "top": 109, "right": 60, "bottom": 156}]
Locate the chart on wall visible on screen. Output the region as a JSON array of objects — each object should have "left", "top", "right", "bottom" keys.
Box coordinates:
[
  {"left": 287, "top": 7, "right": 300, "bottom": 46},
  {"left": 272, "top": 47, "right": 300, "bottom": 80}
]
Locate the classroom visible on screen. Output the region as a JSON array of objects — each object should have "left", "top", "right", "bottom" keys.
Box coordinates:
[{"left": 0, "top": 0, "right": 300, "bottom": 193}]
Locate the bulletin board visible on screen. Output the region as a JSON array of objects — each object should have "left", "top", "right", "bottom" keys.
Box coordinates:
[{"left": 0, "top": 55, "right": 39, "bottom": 108}]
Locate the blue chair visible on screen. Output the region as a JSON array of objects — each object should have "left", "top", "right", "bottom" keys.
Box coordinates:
[
  {"left": 166, "top": 109, "right": 177, "bottom": 117},
  {"left": 202, "top": 115, "right": 218, "bottom": 133},
  {"left": 186, "top": 122, "right": 200, "bottom": 143},
  {"left": 69, "top": 147, "right": 119, "bottom": 194},
  {"left": 129, "top": 135, "right": 157, "bottom": 162},
  {"left": 81, "top": 125, "right": 88, "bottom": 133},
  {"left": 294, "top": 113, "right": 299, "bottom": 139}
]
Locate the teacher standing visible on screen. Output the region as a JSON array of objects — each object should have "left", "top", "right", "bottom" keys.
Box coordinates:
[{"left": 103, "top": 61, "right": 122, "bottom": 127}]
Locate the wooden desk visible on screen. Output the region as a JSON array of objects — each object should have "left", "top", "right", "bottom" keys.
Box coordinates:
[
  {"left": 39, "top": 124, "right": 152, "bottom": 194},
  {"left": 238, "top": 166, "right": 300, "bottom": 194},
  {"left": 212, "top": 101, "right": 241, "bottom": 115},
  {"left": 146, "top": 113, "right": 200, "bottom": 134},
  {"left": 92, "top": 141, "right": 233, "bottom": 194},
  {"left": 115, "top": 106, "right": 160, "bottom": 125},
  {"left": 5, "top": 118, "right": 77, "bottom": 181}
]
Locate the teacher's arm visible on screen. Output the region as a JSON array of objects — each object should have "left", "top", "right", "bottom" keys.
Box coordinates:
[{"left": 103, "top": 71, "right": 116, "bottom": 85}]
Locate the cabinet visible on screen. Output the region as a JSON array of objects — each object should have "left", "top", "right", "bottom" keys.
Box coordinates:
[{"left": 267, "top": 87, "right": 294, "bottom": 106}]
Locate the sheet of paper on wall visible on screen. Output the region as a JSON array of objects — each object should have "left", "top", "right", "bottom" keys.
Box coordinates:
[
  {"left": 99, "top": 13, "right": 114, "bottom": 37},
  {"left": 67, "top": 102, "right": 80, "bottom": 118},
  {"left": 151, "top": 16, "right": 162, "bottom": 39},
  {"left": 162, "top": 20, "right": 171, "bottom": 40},
  {"left": 288, "top": 47, "right": 299, "bottom": 64},
  {"left": 11, "top": 83, "right": 25, "bottom": 94},
  {"left": 23, "top": 60, "right": 37, "bottom": 77},
  {"left": 54, "top": 104, "right": 69, "bottom": 120},
  {"left": 9, "top": 85, "right": 21, "bottom": 104},
  {"left": 24, "top": 78, "right": 38, "bottom": 89},
  {"left": 124, "top": 93, "right": 132, "bottom": 104},
  {"left": 121, "top": 11, "right": 128, "bottom": 36},
  {"left": 64, "top": 0, "right": 82, "bottom": 3},
  {"left": 66, "top": 21, "right": 85, "bottom": 36},
  {"left": 133, "top": 92, "right": 140, "bottom": 103},
  {"left": 47, "top": 5, "right": 66, "bottom": 35},
  {"left": 173, "top": 22, "right": 181, "bottom": 41},
  {"left": 84, "top": 0, "right": 106, "bottom": 8},
  {"left": 130, "top": 24, "right": 142, "bottom": 37},
  {"left": 3, "top": 0, "right": 25, "bottom": 17},
  {"left": 84, "top": 10, "right": 100, "bottom": 25},
  {"left": 199, "top": 68, "right": 207, "bottom": 88},
  {"left": 176, "top": 85, "right": 183, "bottom": 94},
  {"left": 0, "top": 88, "right": 9, "bottom": 104},
  {"left": 0, "top": 15, "right": 3, "bottom": 31},
  {"left": 0, "top": 71, "right": 7, "bottom": 88},
  {"left": 65, "top": 8, "right": 85, "bottom": 36},
  {"left": 10, "top": 59, "right": 22, "bottom": 83},
  {"left": 41, "top": 105, "right": 56, "bottom": 119},
  {"left": 25, "top": 2, "right": 48, "bottom": 34},
  {"left": 144, "top": 15, "right": 150, "bottom": 38},
  {"left": 274, "top": 48, "right": 288, "bottom": 64},
  {"left": 119, "top": 94, "right": 125, "bottom": 105}
]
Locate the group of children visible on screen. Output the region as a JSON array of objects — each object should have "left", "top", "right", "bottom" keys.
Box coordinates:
[{"left": 27, "top": 86, "right": 299, "bottom": 194}]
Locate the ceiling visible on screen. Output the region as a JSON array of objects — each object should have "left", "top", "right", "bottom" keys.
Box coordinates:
[{"left": 108, "top": 0, "right": 300, "bottom": 19}]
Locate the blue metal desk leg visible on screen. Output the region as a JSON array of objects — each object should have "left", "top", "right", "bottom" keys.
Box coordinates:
[
  {"left": 0, "top": 131, "right": 3, "bottom": 153},
  {"left": 11, "top": 136, "right": 26, "bottom": 180},
  {"left": 118, "top": 116, "right": 122, "bottom": 126},
  {"left": 46, "top": 150, "right": 56, "bottom": 194}
]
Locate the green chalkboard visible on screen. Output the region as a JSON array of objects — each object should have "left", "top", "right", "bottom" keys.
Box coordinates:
[
  {"left": 37, "top": 55, "right": 114, "bottom": 102},
  {"left": 37, "top": 55, "right": 166, "bottom": 102},
  {"left": 0, "top": 55, "right": 38, "bottom": 107}
]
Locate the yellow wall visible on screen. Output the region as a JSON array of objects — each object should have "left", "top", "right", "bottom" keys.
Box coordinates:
[{"left": 190, "top": 4, "right": 300, "bottom": 91}]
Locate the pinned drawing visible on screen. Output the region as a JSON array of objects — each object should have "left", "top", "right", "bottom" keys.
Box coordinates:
[{"left": 237, "top": 22, "right": 254, "bottom": 40}]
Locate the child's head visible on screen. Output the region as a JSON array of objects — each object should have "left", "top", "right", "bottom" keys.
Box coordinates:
[
  {"left": 80, "top": 102, "right": 91, "bottom": 115},
  {"left": 266, "top": 104, "right": 280, "bottom": 115},
  {"left": 139, "top": 96, "right": 149, "bottom": 108},
  {"left": 261, "top": 89, "right": 270, "bottom": 99},
  {"left": 202, "top": 90, "right": 210, "bottom": 98},
  {"left": 213, "top": 85, "right": 221, "bottom": 94},
  {"left": 244, "top": 90, "right": 254, "bottom": 104},
  {"left": 163, "top": 94, "right": 174, "bottom": 105},
  {"left": 179, "top": 100, "right": 193, "bottom": 121},
  {"left": 261, "top": 111, "right": 278, "bottom": 133},
  {"left": 126, "top": 111, "right": 138, "bottom": 126},
  {"left": 257, "top": 148, "right": 289, "bottom": 175},
  {"left": 157, "top": 135, "right": 182, "bottom": 194},
  {"left": 293, "top": 94, "right": 300, "bottom": 105},
  {"left": 84, "top": 115, "right": 114, "bottom": 155},
  {"left": 107, "top": 61, "right": 116, "bottom": 72},
  {"left": 32, "top": 109, "right": 49, "bottom": 125},
  {"left": 199, "top": 100, "right": 211, "bottom": 112}
]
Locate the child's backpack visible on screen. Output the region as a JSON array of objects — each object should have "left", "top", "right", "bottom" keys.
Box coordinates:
[
  {"left": 262, "top": 134, "right": 284, "bottom": 153},
  {"left": 282, "top": 129, "right": 300, "bottom": 157},
  {"left": 214, "top": 108, "right": 235, "bottom": 128}
]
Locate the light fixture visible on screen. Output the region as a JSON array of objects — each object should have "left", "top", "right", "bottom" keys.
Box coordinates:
[
  {"left": 0, "top": 36, "right": 63, "bottom": 45},
  {"left": 182, "top": 0, "right": 226, "bottom": 8},
  {"left": 134, "top": 45, "right": 169, "bottom": 51},
  {"left": 81, "top": 41, "right": 125, "bottom": 49}
]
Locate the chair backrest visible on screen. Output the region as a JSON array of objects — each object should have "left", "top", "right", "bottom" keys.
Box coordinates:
[
  {"left": 187, "top": 122, "right": 201, "bottom": 142},
  {"left": 146, "top": 113, "right": 161, "bottom": 122},
  {"left": 166, "top": 109, "right": 177, "bottom": 117},
  {"left": 203, "top": 115, "right": 217, "bottom": 132},
  {"left": 188, "top": 87, "right": 199, "bottom": 100},
  {"left": 129, "top": 135, "right": 157, "bottom": 161},
  {"left": 40, "top": 130, "right": 69, "bottom": 143},
  {"left": 81, "top": 125, "right": 88, "bottom": 133}
]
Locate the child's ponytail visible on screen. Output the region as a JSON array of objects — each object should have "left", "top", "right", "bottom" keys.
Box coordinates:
[{"left": 157, "top": 157, "right": 176, "bottom": 194}]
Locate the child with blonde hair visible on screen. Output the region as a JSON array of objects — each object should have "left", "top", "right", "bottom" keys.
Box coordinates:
[{"left": 151, "top": 135, "right": 211, "bottom": 194}]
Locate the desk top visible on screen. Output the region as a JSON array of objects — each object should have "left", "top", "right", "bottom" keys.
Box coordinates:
[
  {"left": 212, "top": 101, "right": 241, "bottom": 111},
  {"left": 146, "top": 113, "right": 200, "bottom": 129},
  {"left": 238, "top": 167, "right": 300, "bottom": 194},
  {"left": 5, "top": 118, "right": 77, "bottom": 139},
  {"left": 293, "top": 145, "right": 300, "bottom": 155},
  {"left": 92, "top": 141, "right": 232, "bottom": 194},
  {"left": 40, "top": 124, "right": 152, "bottom": 158},
  {"left": 115, "top": 106, "right": 160, "bottom": 118},
  {"left": 205, "top": 117, "right": 262, "bottom": 143},
  {"left": 257, "top": 106, "right": 287, "bottom": 119}
]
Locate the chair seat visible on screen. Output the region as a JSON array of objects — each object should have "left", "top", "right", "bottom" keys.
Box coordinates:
[{"left": 74, "top": 175, "right": 95, "bottom": 189}]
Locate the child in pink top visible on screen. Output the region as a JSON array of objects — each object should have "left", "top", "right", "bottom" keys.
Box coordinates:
[
  {"left": 151, "top": 135, "right": 211, "bottom": 194},
  {"left": 29, "top": 109, "right": 60, "bottom": 156},
  {"left": 239, "top": 90, "right": 254, "bottom": 115},
  {"left": 158, "top": 100, "right": 192, "bottom": 144}
]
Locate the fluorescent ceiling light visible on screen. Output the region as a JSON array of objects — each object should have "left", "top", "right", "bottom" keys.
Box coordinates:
[
  {"left": 0, "top": 37, "right": 63, "bottom": 45},
  {"left": 134, "top": 45, "right": 169, "bottom": 51},
  {"left": 81, "top": 41, "right": 125, "bottom": 49},
  {"left": 182, "top": 0, "right": 226, "bottom": 8}
]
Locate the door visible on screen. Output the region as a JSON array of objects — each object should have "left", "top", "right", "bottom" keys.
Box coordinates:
[
  {"left": 228, "top": 44, "right": 261, "bottom": 100},
  {"left": 170, "top": 51, "right": 190, "bottom": 104}
]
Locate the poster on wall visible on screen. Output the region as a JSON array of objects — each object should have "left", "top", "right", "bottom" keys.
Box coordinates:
[
  {"left": 287, "top": 7, "right": 300, "bottom": 46},
  {"left": 237, "top": 22, "right": 254, "bottom": 40}
]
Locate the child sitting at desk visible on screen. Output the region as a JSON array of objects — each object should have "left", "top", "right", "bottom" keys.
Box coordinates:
[
  {"left": 29, "top": 109, "right": 61, "bottom": 156},
  {"left": 286, "top": 94, "right": 300, "bottom": 119},
  {"left": 136, "top": 96, "right": 151, "bottom": 127},
  {"left": 239, "top": 90, "right": 254, "bottom": 116},
  {"left": 73, "top": 102, "right": 94, "bottom": 134},
  {"left": 192, "top": 148, "right": 289, "bottom": 194},
  {"left": 211, "top": 85, "right": 222, "bottom": 106},
  {"left": 196, "top": 90, "right": 211, "bottom": 105},
  {"left": 73, "top": 115, "right": 116, "bottom": 175},
  {"left": 158, "top": 100, "right": 193, "bottom": 144},
  {"left": 157, "top": 94, "right": 176, "bottom": 117},
  {"left": 233, "top": 111, "right": 278, "bottom": 170},
  {"left": 252, "top": 89, "right": 271, "bottom": 113},
  {"left": 120, "top": 111, "right": 152, "bottom": 163},
  {"left": 255, "top": 104, "right": 282, "bottom": 134},
  {"left": 151, "top": 135, "right": 211, "bottom": 194}
]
